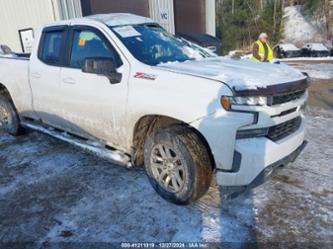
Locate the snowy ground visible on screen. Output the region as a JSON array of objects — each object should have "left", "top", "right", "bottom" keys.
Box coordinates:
[
  {"left": 0, "top": 63, "right": 332, "bottom": 247},
  {"left": 287, "top": 61, "right": 333, "bottom": 80},
  {"left": 280, "top": 57, "right": 333, "bottom": 63}
]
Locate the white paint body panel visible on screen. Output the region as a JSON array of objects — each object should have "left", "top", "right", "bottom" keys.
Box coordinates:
[{"left": 0, "top": 14, "right": 308, "bottom": 187}]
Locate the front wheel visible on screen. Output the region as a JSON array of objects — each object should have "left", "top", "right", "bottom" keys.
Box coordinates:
[{"left": 144, "top": 126, "right": 213, "bottom": 205}]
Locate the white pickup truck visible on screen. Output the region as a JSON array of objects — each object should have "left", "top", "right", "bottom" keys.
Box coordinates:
[{"left": 0, "top": 14, "right": 308, "bottom": 204}]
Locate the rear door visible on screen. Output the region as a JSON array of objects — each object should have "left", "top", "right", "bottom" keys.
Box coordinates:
[
  {"left": 58, "top": 25, "right": 130, "bottom": 148},
  {"left": 29, "top": 26, "right": 68, "bottom": 126}
]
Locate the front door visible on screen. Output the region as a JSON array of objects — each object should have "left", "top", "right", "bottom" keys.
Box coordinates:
[{"left": 59, "top": 26, "right": 129, "bottom": 149}]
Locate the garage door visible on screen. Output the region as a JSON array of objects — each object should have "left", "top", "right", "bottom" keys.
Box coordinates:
[
  {"left": 81, "top": 0, "right": 150, "bottom": 17},
  {"left": 174, "top": 0, "right": 206, "bottom": 34}
]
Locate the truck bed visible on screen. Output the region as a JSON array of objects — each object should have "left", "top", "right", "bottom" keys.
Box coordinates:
[
  {"left": 0, "top": 53, "right": 30, "bottom": 59},
  {"left": 0, "top": 55, "right": 33, "bottom": 114}
]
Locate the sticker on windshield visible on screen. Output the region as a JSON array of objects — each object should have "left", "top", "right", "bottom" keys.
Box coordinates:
[{"left": 113, "top": 26, "right": 141, "bottom": 38}]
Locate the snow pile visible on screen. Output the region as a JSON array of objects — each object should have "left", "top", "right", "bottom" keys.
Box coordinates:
[{"left": 283, "top": 6, "right": 325, "bottom": 46}]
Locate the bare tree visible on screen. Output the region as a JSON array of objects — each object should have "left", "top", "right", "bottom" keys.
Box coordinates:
[
  {"left": 324, "top": 0, "right": 332, "bottom": 40},
  {"left": 232, "top": 0, "right": 235, "bottom": 15},
  {"left": 273, "top": 0, "right": 277, "bottom": 30}
]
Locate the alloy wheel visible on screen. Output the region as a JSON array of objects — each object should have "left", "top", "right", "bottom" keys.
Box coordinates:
[{"left": 150, "top": 144, "right": 186, "bottom": 193}]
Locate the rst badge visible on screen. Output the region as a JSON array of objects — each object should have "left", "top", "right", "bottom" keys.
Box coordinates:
[{"left": 134, "top": 72, "right": 157, "bottom": 81}]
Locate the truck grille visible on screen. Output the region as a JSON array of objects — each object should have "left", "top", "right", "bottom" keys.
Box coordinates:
[
  {"left": 269, "top": 90, "right": 306, "bottom": 106},
  {"left": 267, "top": 117, "right": 302, "bottom": 141}
]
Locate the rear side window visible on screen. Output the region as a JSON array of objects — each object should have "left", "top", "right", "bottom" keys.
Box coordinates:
[{"left": 40, "top": 31, "right": 65, "bottom": 65}]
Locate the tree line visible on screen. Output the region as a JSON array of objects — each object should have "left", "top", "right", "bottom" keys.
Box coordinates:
[{"left": 216, "top": 0, "right": 332, "bottom": 54}]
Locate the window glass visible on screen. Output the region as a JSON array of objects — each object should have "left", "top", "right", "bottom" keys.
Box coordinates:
[
  {"left": 41, "top": 31, "right": 65, "bottom": 64},
  {"left": 112, "top": 24, "right": 215, "bottom": 66},
  {"left": 70, "top": 30, "right": 119, "bottom": 68}
]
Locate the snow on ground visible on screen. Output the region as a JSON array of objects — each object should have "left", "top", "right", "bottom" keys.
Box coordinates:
[
  {"left": 286, "top": 62, "right": 333, "bottom": 80},
  {"left": 280, "top": 57, "right": 333, "bottom": 62},
  {"left": 283, "top": 6, "right": 325, "bottom": 46},
  {"left": 0, "top": 106, "right": 332, "bottom": 245}
]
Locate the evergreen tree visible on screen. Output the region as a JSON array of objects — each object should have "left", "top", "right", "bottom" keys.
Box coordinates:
[
  {"left": 217, "top": 0, "right": 260, "bottom": 54},
  {"left": 259, "top": 0, "right": 284, "bottom": 43},
  {"left": 216, "top": 0, "right": 285, "bottom": 54}
]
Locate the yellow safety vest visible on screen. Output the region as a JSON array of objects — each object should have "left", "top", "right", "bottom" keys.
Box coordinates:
[{"left": 252, "top": 40, "right": 274, "bottom": 62}]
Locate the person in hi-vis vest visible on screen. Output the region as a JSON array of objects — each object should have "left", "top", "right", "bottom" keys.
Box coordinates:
[{"left": 252, "top": 33, "right": 274, "bottom": 62}]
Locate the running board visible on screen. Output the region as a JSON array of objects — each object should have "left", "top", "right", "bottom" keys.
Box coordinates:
[{"left": 21, "top": 121, "right": 133, "bottom": 168}]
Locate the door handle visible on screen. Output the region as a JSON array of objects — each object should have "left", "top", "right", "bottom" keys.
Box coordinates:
[
  {"left": 62, "top": 77, "right": 76, "bottom": 84},
  {"left": 31, "top": 72, "right": 41, "bottom": 79}
]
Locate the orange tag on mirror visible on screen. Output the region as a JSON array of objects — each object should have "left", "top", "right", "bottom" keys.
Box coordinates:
[{"left": 79, "top": 38, "right": 86, "bottom": 46}]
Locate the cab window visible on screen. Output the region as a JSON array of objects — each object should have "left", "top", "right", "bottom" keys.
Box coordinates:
[
  {"left": 70, "top": 30, "right": 121, "bottom": 69},
  {"left": 40, "top": 31, "right": 65, "bottom": 65}
]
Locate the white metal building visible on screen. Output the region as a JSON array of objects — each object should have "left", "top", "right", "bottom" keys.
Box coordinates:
[{"left": 0, "top": 0, "right": 216, "bottom": 53}]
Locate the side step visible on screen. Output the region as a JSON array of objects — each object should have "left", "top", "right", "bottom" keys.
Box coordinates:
[{"left": 21, "top": 121, "right": 133, "bottom": 168}]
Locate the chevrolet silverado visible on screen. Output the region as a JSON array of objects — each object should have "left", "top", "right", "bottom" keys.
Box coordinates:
[{"left": 0, "top": 14, "right": 308, "bottom": 204}]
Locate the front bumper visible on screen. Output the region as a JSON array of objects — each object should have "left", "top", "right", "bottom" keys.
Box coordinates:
[
  {"left": 190, "top": 79, "right": 309, "bottom": 187},
  {"left": 249, "top": 140, "right": 307, "bottom": 188},
  {"left": 216, "top": 118, "right": 306, "bottom": 187}
]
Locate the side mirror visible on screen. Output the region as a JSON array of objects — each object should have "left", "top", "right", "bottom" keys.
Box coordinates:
[{"left": 82, "top": 57, "right": 122, "bottom": 84}]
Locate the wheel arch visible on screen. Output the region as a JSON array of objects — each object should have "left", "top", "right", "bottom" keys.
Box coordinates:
[
  {"left": 0, "top": 82, "right": 13, "bottom": 100},
  {"left": 0, "top": 82, "right": 18, "bottom": 110},
  {"left": 0, "top": 82, "right": 25, "bottom": 135},
  {"left": 132, "top": 114, "right": 216, "bottom": 170}
]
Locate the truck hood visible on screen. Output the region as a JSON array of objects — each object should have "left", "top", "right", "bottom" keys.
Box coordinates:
[{"left": 157, "top": 57, "right": 306, "bottom": 92}]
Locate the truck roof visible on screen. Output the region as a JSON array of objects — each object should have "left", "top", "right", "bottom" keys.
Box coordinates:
[{"left": 82, "top": 13, "right": 154, "bottom": 27}]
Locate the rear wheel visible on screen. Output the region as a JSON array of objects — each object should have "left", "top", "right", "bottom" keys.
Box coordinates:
[
  {"left": 144, "top": 125, "right": 213, "bottom": 205},
  {"left": 0, "top": 95, "right": 24, "bottom": 136}
]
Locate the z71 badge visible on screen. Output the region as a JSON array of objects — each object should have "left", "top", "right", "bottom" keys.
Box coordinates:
[{"left": 134, "top": 72, "right": 157, "bottom": 81}]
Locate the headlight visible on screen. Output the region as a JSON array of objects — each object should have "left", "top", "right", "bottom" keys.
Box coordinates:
[
  {"left": 221, "top": 96, "right": 267, "bottom": 110},
  {"left": 232, "top": 96, "right": 267, "bottom": 106}
]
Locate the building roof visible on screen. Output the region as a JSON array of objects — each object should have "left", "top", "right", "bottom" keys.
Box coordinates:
[{"left": 85, "top": 13, "right": 154, "bottom": 27}]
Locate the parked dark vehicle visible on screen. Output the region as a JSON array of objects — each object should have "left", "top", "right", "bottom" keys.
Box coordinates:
[
  {"left": 177, "top": 32, "right": 222, "bottom": 55},
  {"left": 301, "top": 43, "right": 330, "bottom": 57},
  {"left": 274, "top": 44, "right": 302, "bottom": 58}
]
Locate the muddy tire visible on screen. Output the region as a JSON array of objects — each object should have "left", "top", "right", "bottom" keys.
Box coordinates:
[
  {"left": 144, "top": 125, "right": 213, "bottom": 205},
  {"left": 0, "top": 95, "right": 24, "bottom": 136}
]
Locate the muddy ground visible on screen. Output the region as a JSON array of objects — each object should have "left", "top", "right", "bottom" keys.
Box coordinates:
[{"left": 0, "top": 61, "right": 332, "bottom": 247}]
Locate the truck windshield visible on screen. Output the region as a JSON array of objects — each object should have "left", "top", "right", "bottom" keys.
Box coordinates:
[{"left": 111, "top": 24, "right": 214, "bottom": 66}]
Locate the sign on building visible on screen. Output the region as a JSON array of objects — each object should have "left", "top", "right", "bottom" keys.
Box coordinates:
[{"left": 19, "top": 29, "right": 34, "bottom": 53}]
